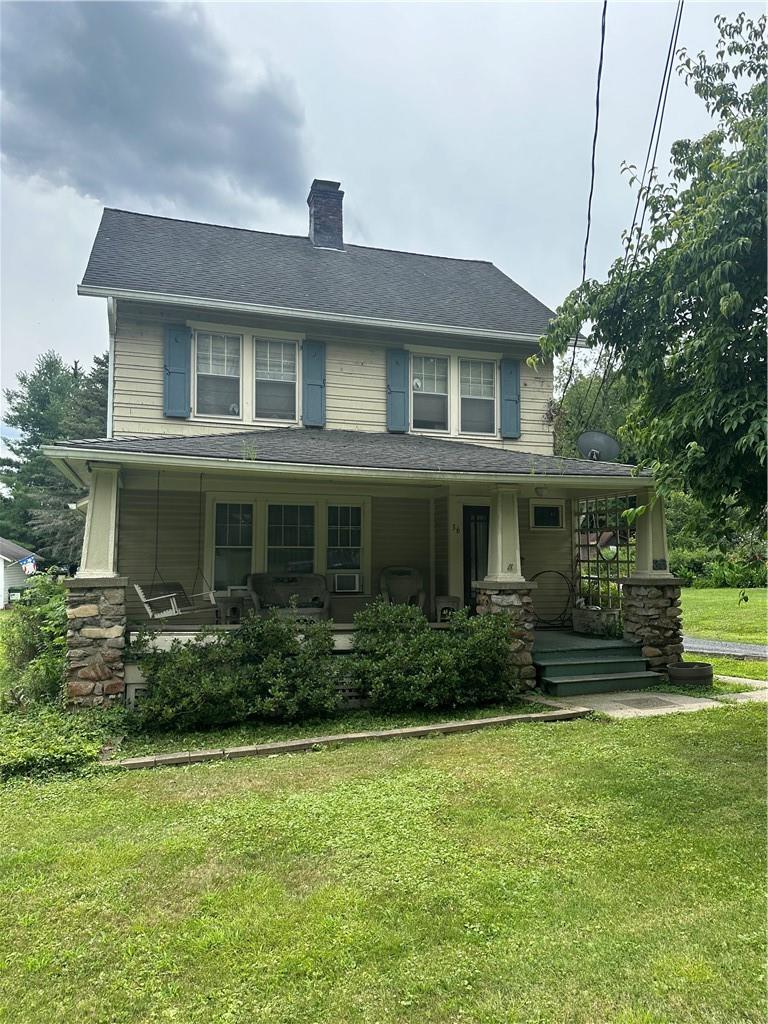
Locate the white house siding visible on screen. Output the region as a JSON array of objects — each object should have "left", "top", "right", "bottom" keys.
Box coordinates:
[
  {"left": 433, "top": 495, "right": 450, "bottom": 598},
  {"left": 1, "top": 560, "right": 31, "bottom": 607},
  {"left": 370, "top": 496, "right": 432, "bottom": 613},
  {"left": 111, "top": 302, "right": 554, "bottom": 453}
]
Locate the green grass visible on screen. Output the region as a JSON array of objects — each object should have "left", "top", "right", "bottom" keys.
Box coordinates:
[
  {"left": 2, "top": 706, "right": 765, "bottom": 1023},
  {"left": 681, "top": 588, "right": 767, "bottom": 644},
  {"left": 706, "top": 655, "right": 768, "bottom": 683},
  {"left": 113, "top": 701, "right": 549, "bottom": 757},
  {"left": 644, "top": 679, "right": 759, "bottom": 699}
]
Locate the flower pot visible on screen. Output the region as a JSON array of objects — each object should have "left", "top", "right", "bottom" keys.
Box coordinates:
[{"left": 667, "top": 662, "right": 714, "bottom": 687}]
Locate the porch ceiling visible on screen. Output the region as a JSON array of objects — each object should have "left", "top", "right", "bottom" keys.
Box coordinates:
[{"left": 45, "top": 428, "right": 651, "bottom": 490}]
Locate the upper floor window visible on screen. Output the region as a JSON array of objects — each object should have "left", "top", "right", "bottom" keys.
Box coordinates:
[
  {"left": 460, "top": 359, "right": 496, "bottom": 434},
  {"left": 255, "top": 340, "right": 297, "bottom": 420},
  {"left": 412, "top": 355, "right": 449, "bottom": 431},
  {"left": 196, "top": 333, "right": 241, "bottom": 417}
]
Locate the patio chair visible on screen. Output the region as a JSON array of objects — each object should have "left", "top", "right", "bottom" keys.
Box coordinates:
[
  {"left": 379, "top": 566, "right": 426, "bottom": 610},
  {"left": 246, "top": 573, "right": 331, "bottom": 621}
]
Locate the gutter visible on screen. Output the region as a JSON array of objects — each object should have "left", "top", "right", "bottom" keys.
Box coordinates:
[
  {"left": 78, "top": 284, "right": 547, "bottom": 346},
  {"left": 43, "top": 443, "right": 650, "bottom": 490}
]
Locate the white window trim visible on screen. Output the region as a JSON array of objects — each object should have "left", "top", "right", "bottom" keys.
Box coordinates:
[
  {"left": 529, "top": 498, "right": 566, "bottom": 530},
  {"left": 458, "top": 357, "right": 498, "bottom": 437},
  {"left": 253, "top": 338, "right": 301, "bottom": 426},
  {"left": 187, "top": 322, "right": 304, "bottom": 426},
  {"left": 406, "top": 347, "right": 505, "bottom": 440},
  {"left": 204, "top": 491, "right": 372, "bottom": 594},
  {"left": 192, "top": 331, "right": 244, "bottom": 422},
  {"left": 410, "top": 353, "right": 451, "bottom": 435}
]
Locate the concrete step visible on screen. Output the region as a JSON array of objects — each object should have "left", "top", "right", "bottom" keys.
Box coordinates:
[
  {"left": 542, "top": 671, "right": 663, "bottom": 697},
  {"left": 534, "top": 645, "right": 640, "bottom": 665},
  {"left": 541, "top": 658, "right": 648, "bottom": 679}
]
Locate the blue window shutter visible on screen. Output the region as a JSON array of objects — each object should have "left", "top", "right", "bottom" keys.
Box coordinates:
[
  {"left": 163, "top": 325, "right": 191, "bottom": 418},
  {"left": 500, "top": 358, "right": 521, "bottom": 438},
  {"left": 302, "top": 340, "right": 326, "bottom": 427},
  {"left": 386, "top": 349, "right": 409, "bottom": 432}
]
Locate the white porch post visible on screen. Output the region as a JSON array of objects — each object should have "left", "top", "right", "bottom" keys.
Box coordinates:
[
  {"left": 78, "top": 464, "right": 120, "bottom": 578},
  {"left": 631, "top": 490, "right": 670, "bottom": 579},
  {"left": 484, "top": 485, "right": 524, "bottom": 583}
]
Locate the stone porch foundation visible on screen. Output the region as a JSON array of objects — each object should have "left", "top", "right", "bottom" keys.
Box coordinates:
[
  {"left": 474, "top": 579, "right": 538, "bottom": 690},
  {"left": 621, "top": 577, "right": 685, "bottom": 674},
  {"left": 65, "top": 576, "right": 127, "bottom": 708}
]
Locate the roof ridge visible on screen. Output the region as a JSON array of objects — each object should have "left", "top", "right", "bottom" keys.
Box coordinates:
[{"left": 102, "top": 208, "right": 493, "bottom": 266}]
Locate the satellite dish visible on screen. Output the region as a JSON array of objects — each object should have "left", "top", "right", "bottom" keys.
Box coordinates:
[{"left": 577, "top": 430, "right": 621, "bottom": 462}]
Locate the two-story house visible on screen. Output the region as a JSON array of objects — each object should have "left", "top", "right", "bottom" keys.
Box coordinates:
[{"left": 46, "top": 179, "right": 683, "bottom": 707}]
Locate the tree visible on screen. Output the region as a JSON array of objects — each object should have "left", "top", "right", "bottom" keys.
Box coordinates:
[
  {"left": 540, "top": 14, "right": 767, "bottom": 521},
  {"left": 552, "top": 362, "right": 639, "bottom": 462},
  {"left": 0, "top": 351, "right": 108, "bottom": 563}
]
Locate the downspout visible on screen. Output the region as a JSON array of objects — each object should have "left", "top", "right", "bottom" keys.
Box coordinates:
[{"left": 106, "top": 296, "right": 116, "bottom": 439}]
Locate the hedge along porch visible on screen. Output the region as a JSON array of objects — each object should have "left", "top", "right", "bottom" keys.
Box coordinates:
[{"left": 46, "top": 431, "right": 680, "bottom": 708}]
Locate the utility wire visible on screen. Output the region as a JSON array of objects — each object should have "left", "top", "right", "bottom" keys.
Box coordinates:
[
  {"left": 576, "top": 0, "right": 685, "bottom": 433},
  {"left": 559, "top": 0, "right": 609, "bottom": 402}
]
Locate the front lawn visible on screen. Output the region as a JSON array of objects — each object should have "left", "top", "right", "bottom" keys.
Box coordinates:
[
  {"left": 706, "top": 655, "right": 768, "bottom": 682},
  {"left": 681, "top": 587, "right": 767, "bottom": 644},
  {"left": 2, "top": 705, "right": 764, "bottom": 1023}
]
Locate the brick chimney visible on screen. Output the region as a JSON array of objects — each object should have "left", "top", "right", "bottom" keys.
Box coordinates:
[{"left": 307, "top": 179, "right": 344, "bottom": 250}]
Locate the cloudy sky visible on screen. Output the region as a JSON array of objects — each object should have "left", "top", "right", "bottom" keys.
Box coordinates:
[{"left": 0, "top": 0, "right": 760, "bottom": 396}]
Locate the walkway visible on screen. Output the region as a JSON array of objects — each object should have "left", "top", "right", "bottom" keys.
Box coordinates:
[
  {"left": 683, "top": 636, "right": 767, "bottom": 659},
  {"left": 555, "top": 691, "right": 723, "bottom": 719}
]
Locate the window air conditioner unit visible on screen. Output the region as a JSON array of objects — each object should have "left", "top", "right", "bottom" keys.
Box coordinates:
[{"left": 334, "top": 572, "right": 362, "bottom": 594}]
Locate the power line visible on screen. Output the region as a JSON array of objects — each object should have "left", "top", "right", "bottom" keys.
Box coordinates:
[
  {"left": 575, "top": 0, "right": 685, "bottom": 433},
  {"left": 559, "top": 0, "right": 609, "bottom": 402}
]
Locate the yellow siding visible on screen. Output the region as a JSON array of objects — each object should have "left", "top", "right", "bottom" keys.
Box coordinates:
[
  {"left": 433, "top": 496, "right": 449, "bottom": 596},
  {"left": 518, "top": 498, "right": 574, "bottom": 624},
  {"left": 371, "top": 496, "right": 432, "bottom": 612},
  {"left": 111, "top": 302, "right": 554, "bottom": 452}
]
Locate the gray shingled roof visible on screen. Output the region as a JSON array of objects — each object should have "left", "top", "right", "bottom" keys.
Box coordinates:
[
  {"left": 52, "top": 428, "right": 646, "bottom": 479},
  {"left": 0, "top": 537, "right": 40, "bottom": 563},
  {"left": 80, "top": 209, "right": 556, "bottom": 337}
]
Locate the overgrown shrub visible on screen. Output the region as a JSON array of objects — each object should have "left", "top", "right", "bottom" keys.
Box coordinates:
[
  {"left": 0, "top": 706, "right": 110, "bottom": 780},
  {"left": 134, "top": 613, "right": 341, "bottom": 730},
  {"left": 351, "top": 600, "right": 521, "bottom": 712},
  {"left": 669, "top": 547, "right": 767, "bottom": 588},
  {"left": 0, "top": 572, "right": 67, "bottom": 709}
]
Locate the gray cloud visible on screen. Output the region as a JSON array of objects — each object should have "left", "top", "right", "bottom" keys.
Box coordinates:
[{"left": 0, "top": 2, "right": 307, "bottom": 213}]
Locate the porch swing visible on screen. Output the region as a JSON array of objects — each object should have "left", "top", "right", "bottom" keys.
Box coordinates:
[{"left": 133, "top": 473, "right": 218, "bottom": 621}]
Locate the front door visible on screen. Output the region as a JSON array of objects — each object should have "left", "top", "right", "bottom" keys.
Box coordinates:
[{"left": 463, "top": 505, "right": 490, "bottom": 611}]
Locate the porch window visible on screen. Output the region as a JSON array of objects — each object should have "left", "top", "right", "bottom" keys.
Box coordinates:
[
  {"left": 412, "top": 356, "right": 449, "bottom": 431},
  {"left": 327, "top": 505, "right": 362, "bottom": 569},
  {"left": 460, "top": 359, "right": 496, "bottom": 434},
  {"left": 254, "top": 340, "right": 297, "bottom": 420},
  {"left": 214, "top": 502, "right": 253, "bottom": 589},
  {"left": 196, "top": 333, "right": 241, "bottom": 416},
  {"left": 267, "top": 504, "right": 315, "bottom": 573}
]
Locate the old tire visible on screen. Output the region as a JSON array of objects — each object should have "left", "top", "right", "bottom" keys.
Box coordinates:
[{"left": 668, "top": 662, "right": 714, "bottom": 687}]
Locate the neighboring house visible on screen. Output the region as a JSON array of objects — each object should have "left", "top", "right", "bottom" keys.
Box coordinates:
[
  {"left": 0, "top": 537, "right": 40, "bottom": 607},
  {"left": 45, "top": 179, "right": 683, "bottom": 706}
]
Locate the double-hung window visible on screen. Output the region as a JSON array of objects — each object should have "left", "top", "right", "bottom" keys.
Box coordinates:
[
  {"left": 255, "top": 340, "right": 297, "bottom": 420},
  {"left": 214, "top": 503, "right": 253, "bottom": 588},
  {"left": 412, "top": 355, "right": 449, "bottom": 431},
  {"left": 267, "top": 504, "right": 315, "bottom": 573},
  {"left": 327, "top": 505, "right": 362, "bottom": 569},
  {"left": 460, "top": 359, "right": 496, "bottom": 434},
  {"left": 196, "top": 333, "right": 241, "bottom": 416}
]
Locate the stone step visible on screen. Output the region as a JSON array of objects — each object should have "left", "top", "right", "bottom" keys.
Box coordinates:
[
  {"left": 540, "top": 658, "right": 648, "bottom": 679},
  {"left": 533, "top": 645, "right": 640, "bottom": 665},
  {"left": 542, "top": 671, "right": 663, "bottom": 697}
]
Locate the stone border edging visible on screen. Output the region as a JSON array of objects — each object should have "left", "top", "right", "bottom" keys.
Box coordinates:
[{"left": 110, "top": 698, "right": 591, "bottom": 771}]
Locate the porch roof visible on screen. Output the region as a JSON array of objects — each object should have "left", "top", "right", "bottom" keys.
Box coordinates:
[{"left": 47, "top": 428, "right": 649, "bottom": 482}]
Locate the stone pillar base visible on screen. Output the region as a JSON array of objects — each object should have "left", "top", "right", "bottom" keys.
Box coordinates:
[
  {"left": 65, "top": 576, "right": 127, "bottom": 709},
  {"left": 620, "top": 576, "right": 685, "bottom": 673},
  {"left": 474, "top": 579, "right": 538, "bottom": 690}
]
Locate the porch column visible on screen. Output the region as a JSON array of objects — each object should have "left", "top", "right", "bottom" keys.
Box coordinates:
[
  {"left": 485, "top": 485, "right": 524, "bottom": 582},
  {"left": 78, "top": 464, "right": 120, "bottom": 578},
  {"left": 621, "top": 492, "right": 684, "bottom": 674},
  {"left": 66, "top": 463, "right": 126, "bottom": 709}
]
